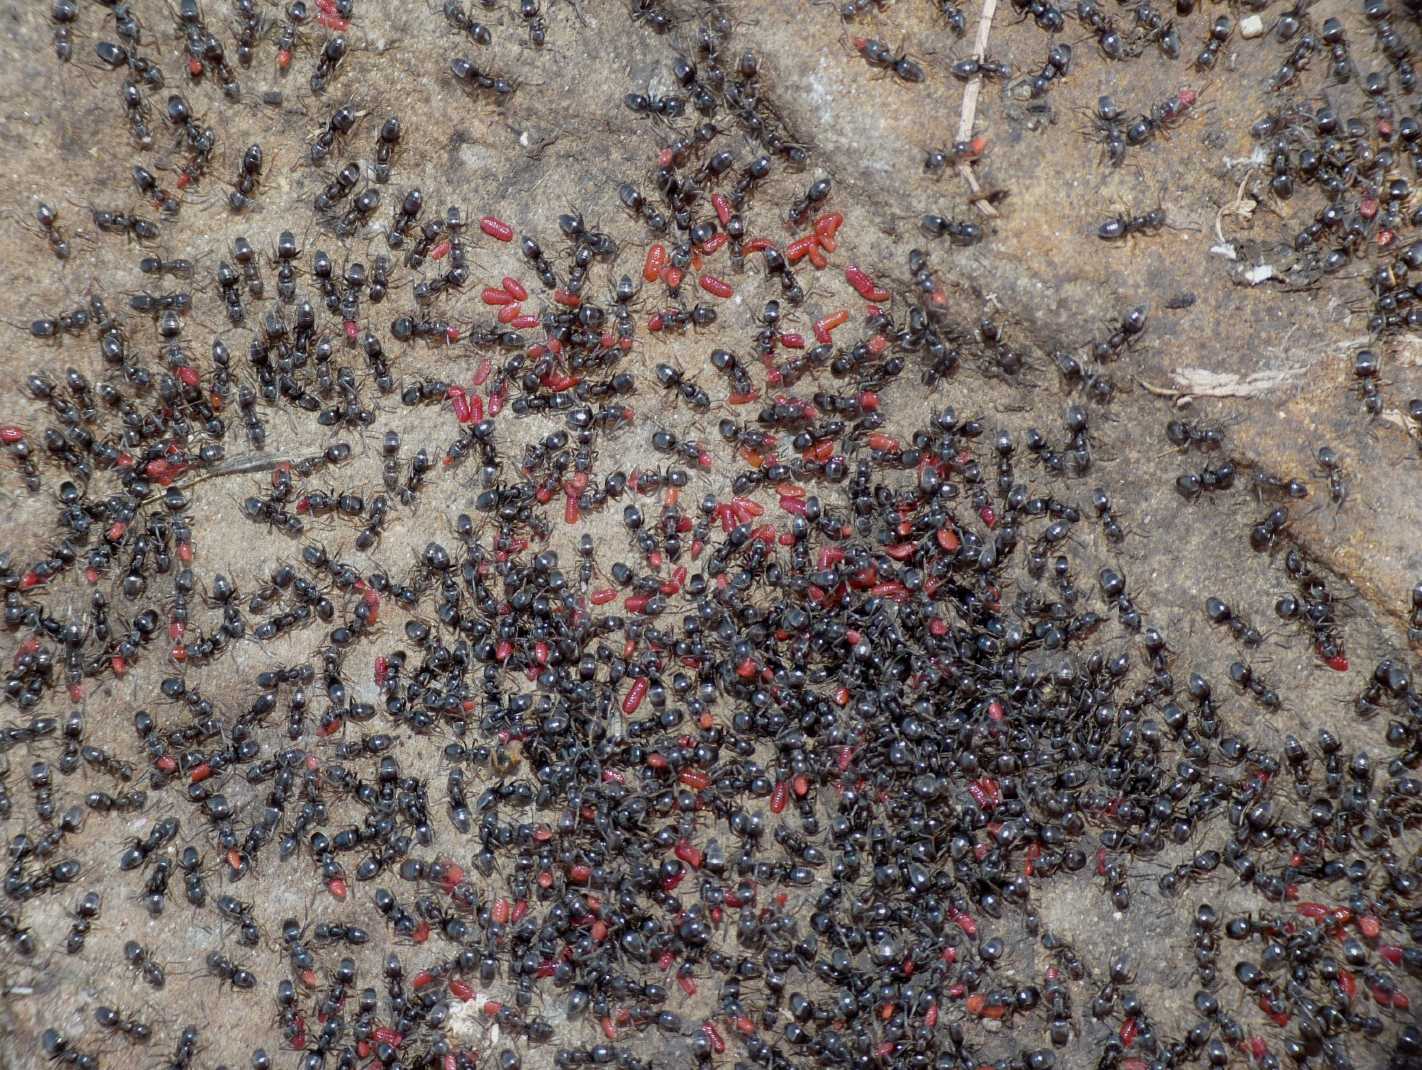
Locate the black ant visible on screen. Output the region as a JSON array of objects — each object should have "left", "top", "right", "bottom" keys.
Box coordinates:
[
  {"left": 1195, "top": 15, "right": 1231, "bottom": 70},
  {"left": 851, "top": 36, "right": 925, "bottom": 83},
  {"left": 951, "top": 56, "right": 1013, "bottom": 81},
  {"left": 1165, "top": 418, "right": 1225, "bottom": 452},
  {"left": 95, "top": 1005, "right": 154, "bottom": 1043},
  {"left": 1097, "top": 206, "right": 1170, "bottom": 241},
  {"left": 1204, "top": 597, "right": 1265, "bottom": 647}
]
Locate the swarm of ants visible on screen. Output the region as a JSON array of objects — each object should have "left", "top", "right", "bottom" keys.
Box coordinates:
[{"left": 0, "top": 1, "right": 1420, "bottom": 1070}]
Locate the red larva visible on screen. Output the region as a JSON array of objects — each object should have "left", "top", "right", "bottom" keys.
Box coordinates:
[
  {"left": 622, "top": 676, "right": 649, "bottom": 714},
  {"left": 1120, "top": 1016, "right": 1139, "bottom": 1046},
  {"left": 678, "top": 768, "right": 710, "bottom": 790},
  {"left": 479, "top": 215, "right": 514, "bottom": 241},
  {"left": 482, "top": 286, "right": 515, "bottom": 305},
  {"left": 814, "top": 211, "right": 844, "bottom": 239},
  {"left": 812, "top": 309, "right": 849, "bottom": 344},
  {"left": 1319, "top": 646, "right": 1349, "bottom": 672},
  {"left": 501, "top": 276, "right": 528, "bottom": 301},
  {"left": 673, "top": 839, "right": 703, "bottom": 868},
  {"left": 769, "top": 780, "right": 788, "bottom": 813},
  {"left": 471, "top": 358, "right": 493, "bottom": 386},
  {"left": 371, "top": 1027, "right": 403, "bottom": 1048},
  {"left": 643, "top": 243, "right": 668, "bottom": 282},
  {"left": 711, "top": 192, "right": 732, "bottom": 225},
  {"left": 701, "top": 1021, "right": 726, "bottom": 1054},
  {"left": 448, "top": 386, "right": 472, "bottom": 423},
  {"left": 786, "top": 235, "right": 818, "bottom": 264},
  {"left": 699, "top": 274, "right": 733, "bottom": 298},
  {"left": 845, "top": 263, "right": 891, "bottom": 303}
]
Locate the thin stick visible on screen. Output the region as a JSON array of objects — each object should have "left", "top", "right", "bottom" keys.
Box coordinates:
[
  {"left": 136, "top": 453, "right": 300, "bottom": 508},
  {"left": 957, "top": 0, "right": 1000, "bottom": 218}
]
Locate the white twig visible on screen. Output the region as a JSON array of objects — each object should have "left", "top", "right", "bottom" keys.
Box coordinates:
[{"left": 956, "top": 0, "right": 1000, "bottom": 218}]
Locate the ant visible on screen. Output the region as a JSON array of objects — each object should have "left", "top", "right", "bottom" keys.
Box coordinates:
[
  {"left": 851, "top": 37, "right": 925, "bottom": 83},
  {"left": 1251, "top": 470, "right": 1308, "bottom": 502},
  {"left": 629, "top": 0, "right": 672, "bottom": 33},
  {"left": 28, "top": 202, "right": 75, "bottom": 260},
  {"left": 229, "top": 142, "right": 266, "bottom": 212},
  {"left": 1089, "top": 487, "right": 1127, "bottom": 545},
  {"left": 1097, "top": 206, "right": 1171, "bottom": 241},
  {"left": 1204, "top": 597, "right": 1265, "bottom": 647},
  {"left": 518, "top": 0, "right": 546, "bottom": 46},
  {"left": 1085, "top": 94, "right": 1128, "bottom": 166},
  {"left": 310, "top": 102, "right": 359, "bottom": 163},
  {"left": 438, "top": 0, "right": 494, "bottom": 44},
  {"left": 449, "top": 56, "right": 516, "bottom": 99},
  {"left": 51, "top": 0, "right": 79, "bottom": 62},
  {"left": 1086, "top": 305, "right": 1148, "bottom": 363},
  {"left": 1228, "top": 660, "right": 1281, "bottom": 710},
  {"left": 372, "top": 115, "right": 401, "bottom": 181},
  {"left": 1164, "top": 418, "right": 1225, "bottom": 452},
  {"left": 80, "top": 203, "right": 160, "bottom": 242},
  {"left": 232, "top": 0, "right": 264, "bottom": 65},
  {"left": 624, "top": 91, "right": 686, "bottom": 118},
  {"left": 16, "top": 307, "right": 91, "bottom": 340},
  {"left": 951, "top": 56, "right": 1013, "bottom": 81},
  {"left": 203, "top": 942, "right": 258, "bottom": 990},
  {"left": 310, "top": 33, "right": 348, "bottom": 94},
  {"left": 123, "top": 938, "right": 166, "bottom": 988},
  {"left": 1313, "top": 446, "right": 1346, "bottom": 509},
  {"left": 1050, "top": 349, "right": 1116, "bottom": 405},
  {"left": 95, "top": 1005, "right": 155, "bottom": 1043},
  {"left": 139, "top": 254, "right": 196, "bottom": 278},
  {"left": 40, "top": 1030, "right": 98, "bottom": 1070},
  {"left": 1174, "top": 461, "right": 1235, "bottom": 500},
  {"left": 921, "top": 213, "right": 983, "bottom": 245},
  {"left": 1195, "top": 15, "right": 1231, "bottom": 70},
  {"left": 1021, "top": 41, "right": 1073, "bottom": 97},
  {"left": 1075, "top": 0, "right": 1128, "bottom": 60}
]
